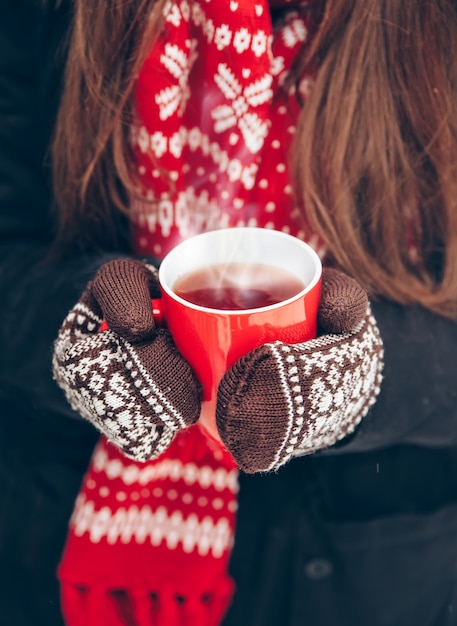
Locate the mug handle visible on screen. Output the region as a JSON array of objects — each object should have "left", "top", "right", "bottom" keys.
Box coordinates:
[{"left": 99, "top": 298, "right": 165, "bottom": 332}]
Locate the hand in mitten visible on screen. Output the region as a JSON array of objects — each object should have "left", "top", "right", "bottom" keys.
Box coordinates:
[
  {"left": 216, "top": 268, "right": 384, "bottom": 474},
  {"left": 52, "top": 258, "right": 201, "bottom": 461}
]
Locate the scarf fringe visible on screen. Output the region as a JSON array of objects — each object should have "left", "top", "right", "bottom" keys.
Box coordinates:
[{"left": 61, "top": 577, "right": 234, "bottom": 626}]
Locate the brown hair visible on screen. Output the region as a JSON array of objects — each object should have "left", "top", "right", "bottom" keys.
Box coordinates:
[
  {"left": 51, "top": 0, "right": 167, "bottom": 249},
  {"left": 52, "top": 0, "right": 457, "bottom": 318}
]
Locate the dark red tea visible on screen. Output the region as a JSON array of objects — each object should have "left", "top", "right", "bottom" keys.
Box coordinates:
[{"left": 173, "top": 262, "right": 305, "bottom": 310}]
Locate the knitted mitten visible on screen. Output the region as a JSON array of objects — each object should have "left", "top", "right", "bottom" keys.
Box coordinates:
[
  {"left": 52, "top": 258, "right": 201, "bottom": 461},
  {"left": 216, "top": 269, "right": 384, "bottom": 474}
]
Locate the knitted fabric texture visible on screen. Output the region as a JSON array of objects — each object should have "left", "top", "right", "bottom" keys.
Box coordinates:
[
  {"left": 130, "top": 0, "right": 320, "bottom": 258},
  {"left": 217, "top": 303, "right": 383, "bottom": 473},
  {"left": 52, "top": 259, "right": 201, "bottom": 461},
  {"left": 55, "top": 0, "right": 384, "bottom": 623},
  {"left": 91, "top": 259, "right": 160, "bottom": 343},
  {"left": 216, "top": 268, "right": 383, "bottom": 473},
  {"left": 59, "top": 428, "right": 238, "bottom": 626}
]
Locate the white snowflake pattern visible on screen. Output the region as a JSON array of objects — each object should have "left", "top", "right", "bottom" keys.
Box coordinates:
[
  {"left": 150, "top": 131, "right": 167, "bottom": 158},
  {"left": 214, "top": 23, "right": 232, "bottom": 50},
  {"left": 163, "top": 1, "right": 183, "bottom": 27},
  {"left": 251, "top": 30, "right": 268, "bottom": 57},
  {"left": 188, "top": 127, "right": 202, "bottom": 151},
  {"left": 169, "top": 131, "right": 185, "bottom": 158},
  {"left": 156, "top": 42, "right": 197, "bottom": 120},
  {"left": 212, "top": 63, "right": 272, "bottom": 153},
  {"left": 233, "top": 27, "right": 251, "bottom": 53},
  {"left": 282, "top": 20, "right": 308, "bottom": 48}
]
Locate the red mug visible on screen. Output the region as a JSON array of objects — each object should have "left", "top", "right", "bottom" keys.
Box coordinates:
[{"left": 155, "top": 227, "right": 322, "bottom": 444}]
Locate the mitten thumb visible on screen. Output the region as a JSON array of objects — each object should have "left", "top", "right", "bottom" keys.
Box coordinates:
[
  {"left": 318, "top": 268, "right": 368, "bottom": 335},
  {"left": 91, "top": 258, "right": 159, "bottom": 343}
]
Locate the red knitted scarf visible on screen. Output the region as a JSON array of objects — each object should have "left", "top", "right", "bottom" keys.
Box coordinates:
[{"left": 58, "top": 1, "right": 320, "bottom": 624}]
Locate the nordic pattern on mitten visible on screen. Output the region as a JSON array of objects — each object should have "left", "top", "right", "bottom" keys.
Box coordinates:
[
  {"left": 52, "top": 295, "right": 201, "bottom": 461},
  {"left": 216, "top": 304, "right": 383, "bottom": 474}
]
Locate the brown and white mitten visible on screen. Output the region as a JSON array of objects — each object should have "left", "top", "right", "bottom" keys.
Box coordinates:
[
  {"left": 52, "top": 258, "right": 201, "bottom": 461},
  {"left": 216, "top": 269, "right": 384, "bottom": 474}
]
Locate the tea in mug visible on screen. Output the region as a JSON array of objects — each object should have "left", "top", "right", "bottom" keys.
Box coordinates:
[{"left": 173, "top": 262, "right": 305, "bottom": 310}]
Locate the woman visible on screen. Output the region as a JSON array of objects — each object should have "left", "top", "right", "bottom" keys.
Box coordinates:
[{"left": 1, "top": 0, "right": 457, "bottom": 625}]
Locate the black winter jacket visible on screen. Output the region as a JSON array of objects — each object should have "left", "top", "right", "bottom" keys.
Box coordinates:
[{"left": 1, "top": 3, "right": 457, "bottom": 626}]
